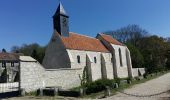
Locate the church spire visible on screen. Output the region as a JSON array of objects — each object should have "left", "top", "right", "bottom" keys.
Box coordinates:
[
  {"left": 54, "top": 2, "right": 68, "bottom": 17},
  {"left": 53, "top": 2, "right": 69, "bottom": 37}
]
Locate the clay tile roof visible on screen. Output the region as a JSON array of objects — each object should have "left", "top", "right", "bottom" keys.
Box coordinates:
[
  {"left": 60, "top": 32, "right": 109, "bottom": 52},
  {"left": 100, "top": 34, "right": 123, "bottom": 45},
  {"left": 0, "top": 53, "right": 19, "bottom": 61}
]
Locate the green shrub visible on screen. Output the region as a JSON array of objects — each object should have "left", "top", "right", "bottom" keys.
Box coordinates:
[
  {"left": 114, "top": 78, "right": 121, "bottom": 85},
  {"left": 143, "top": 73, "right": 148, "bottom": 79},
  {"left": 84, "top": 79, "right": 113, "bottom": 94},
  {"left": 134, "top": 76, "right": 140, "bottom": 80},
  {"left": 25, "top": 91, "right": 37, "bottom": 96},
  {"left": 126, "top": 77, "right": 133, "bottom": 84}
]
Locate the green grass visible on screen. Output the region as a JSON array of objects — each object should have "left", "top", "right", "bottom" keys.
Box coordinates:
[{"left": 25, "top": 91, "right": 37, "bottom": 96}]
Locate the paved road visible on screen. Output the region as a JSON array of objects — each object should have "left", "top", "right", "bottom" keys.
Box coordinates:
[{"left": 102, "top": 72, "right": 170, "bottom": 100}]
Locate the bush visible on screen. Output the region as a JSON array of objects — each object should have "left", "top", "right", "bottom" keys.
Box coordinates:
[
  {"left": 114, "top": 78, "right": 121, "bottom": 85},
  {"left": 84, "top": 79, "right": 113, "bottom": 94},
  {"left": 143, "top": 73, "right": 148, "bottom": 79},
  {"left": 126, "top": 77, "right": 133, "bottom": 84}
]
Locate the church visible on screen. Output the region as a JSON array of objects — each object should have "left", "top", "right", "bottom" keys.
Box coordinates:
[
  {"left": 0, "top": 3, "right": 145, "bottom": 92},
  {"left": 42, "top": 3, "right": 134, "bottom": 81}
]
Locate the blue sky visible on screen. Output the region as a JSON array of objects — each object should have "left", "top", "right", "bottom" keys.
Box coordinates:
[{"left": 0, "top": 0, "right": 170, "bottom": 51}]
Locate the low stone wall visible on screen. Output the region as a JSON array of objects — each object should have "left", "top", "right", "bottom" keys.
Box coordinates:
[
  {"left": 132, "top": 68, "right": 139, "bottom": 77},
  {"left": 117, "top": 67, "right": 129, "bottom": 78},
  {"left": 138, "top": 68, "right": 145, "bottom": 76},
  {"left": 20, "top": 56, "right": 84, "bottom": 92},
  {"left": 45, "top": 68, "right": 83, "bottom": 89},
  {"left": 20, "top": 61, "right": 45, "bottom": 92},
  {"left": 132, "top": 68, "right": 146, "bottom": 77}
]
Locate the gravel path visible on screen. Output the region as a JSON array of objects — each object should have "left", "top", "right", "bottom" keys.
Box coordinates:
[{"left": 102, "top": 72, "right": 170, "bottom": 100}]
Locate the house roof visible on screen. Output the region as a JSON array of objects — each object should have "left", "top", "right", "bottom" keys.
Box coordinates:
[
  {"left": 99, "top": 33, "right": 123, "bottom": 45},
  {"left": 58, "top": 32, "right": 109, "bottom": 52},
  {"left": 0, "top": 53, "right": 19, "bottom": 61}
]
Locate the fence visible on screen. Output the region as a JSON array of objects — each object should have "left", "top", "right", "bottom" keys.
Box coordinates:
[{"left": 0, "top": 82, "right": 19, "bottom": 93}]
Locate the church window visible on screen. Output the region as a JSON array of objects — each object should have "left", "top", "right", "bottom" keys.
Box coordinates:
[
  {"left": 119, "top": 48, "right": 123, "bottom": 67},
  {"left": 94, "top": 57, "right": 97, "bottom": 63},
  {"left": 77, "top": 55, "right": 80, "bottom": 63}
]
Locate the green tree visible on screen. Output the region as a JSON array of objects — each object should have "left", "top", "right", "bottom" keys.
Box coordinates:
[
  {"left": 139, "top": 36, "right": 168, "bottom": 73},
  {"left": 126, "top": 43, "right": 144, "bottom": 68},
  {"left": 2, "top": 48, "right": 7, "bottom": 53},
  {"left": 165, "top": 45, "right": 170, "bottom": 70},
  {"left": 11, "top": 43, "right": 46, "bottom": 63},
  {"left": 31, "top": 49, "right": 38, "bottom": 59}
]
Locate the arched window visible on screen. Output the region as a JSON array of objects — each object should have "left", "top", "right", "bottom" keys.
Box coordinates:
[
  {"left": 77, "top": 55, "right": 80, "bottom": 63},
  {"left": 94, "top": 57, "right": 97, "bottom": 63},
  {"left": 119, "top": 48, "right": 123, "bottom": 67}
]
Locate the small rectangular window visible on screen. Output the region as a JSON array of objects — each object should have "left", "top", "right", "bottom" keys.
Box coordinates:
[
  {"left": 77, "top": 55, "right": 80, "bottom": 63},
  {"left": 94, "top": 57, "right": 97, "bottom": 63},
  {"left": 119, "top": 48, "right": 123, "bottom": 67}
]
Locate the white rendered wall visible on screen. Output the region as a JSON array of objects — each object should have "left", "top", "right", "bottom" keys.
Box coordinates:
[
  {"left": 111, "top": 44, "right": 129, "bottom": 78},
  {"left": 101, "top": 53, "right": 114, "bottom": 79},
  {"left": 67, "top": 49, "right": 113, "bottom": 81}
]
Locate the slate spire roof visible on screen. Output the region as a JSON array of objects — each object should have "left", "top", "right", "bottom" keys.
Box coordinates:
[{"left": 54, "top": 2, "right": 68, "bottom": 16}]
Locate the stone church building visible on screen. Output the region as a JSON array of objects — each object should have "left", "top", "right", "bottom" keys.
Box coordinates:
[
  {"left": 42, "top": 3, "right": 133, "bottom": 81},
  {"left": 0, "top": 3, "right": 145, "bottom": 92}
]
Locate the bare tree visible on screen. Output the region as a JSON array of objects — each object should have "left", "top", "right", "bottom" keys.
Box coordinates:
[{"left": 105, "top": 24, "right": 149, "bottom": 46}]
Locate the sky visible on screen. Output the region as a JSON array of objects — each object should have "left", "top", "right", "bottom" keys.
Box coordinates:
[{"left": 0, "top": 0, "right": 170, "bottom": 51}]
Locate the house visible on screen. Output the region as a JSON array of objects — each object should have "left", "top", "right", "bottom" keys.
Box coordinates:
[{"left": 0, "top": 53, "right": 19, "bottom": 83}]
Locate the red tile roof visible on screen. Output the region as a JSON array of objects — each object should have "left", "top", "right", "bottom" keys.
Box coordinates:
[
  {"left": 58, "top": 32, "right": 109, "bottom": 52},
  {"left": 0, "top": 53, "right": 19, "bottom": 61},
  {"left": 100, "top": 34, "right": 123, "bottom": 45}
]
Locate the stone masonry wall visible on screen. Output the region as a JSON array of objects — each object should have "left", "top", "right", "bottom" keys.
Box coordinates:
[
  {"left": 138, "top": 68, "right": 145, "bottom": 76},
  {"left": 20, "top": 61, "right": 45, "bottom": 92},
  {"left": 45, "top": 68, "right": 82, "bottom": 89},
  {"left": 132, "top": 68, "right": 146, "bottom": 77},
  {"left": 20, "top": 55, "right": 85, "bottom": 91},
  {"left": 132, "top": 68, "right": 139, "bottom": 77}
]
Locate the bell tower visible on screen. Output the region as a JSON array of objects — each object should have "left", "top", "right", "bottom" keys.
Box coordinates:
[{"left": 53, "top": 2, "right": 69, "bottom": 37}]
